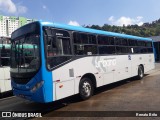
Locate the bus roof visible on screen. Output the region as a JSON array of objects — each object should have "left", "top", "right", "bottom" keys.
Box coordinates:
[
  {"left": 40, "top": 21, "right": 152, "bottom": 42},
  {"left": 12, "top": 21, "right": 152, "bottom": 42}
]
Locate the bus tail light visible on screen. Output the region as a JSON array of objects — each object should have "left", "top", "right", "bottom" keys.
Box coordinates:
[
  {"left": 59, "top": 85, "right": 63, "bottom": 88},
  {"left": 30, "top": 81, "right": 44, "bottom": 93}
]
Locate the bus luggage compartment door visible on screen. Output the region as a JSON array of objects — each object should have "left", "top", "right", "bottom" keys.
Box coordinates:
[{"left": 55, "top": 79, "right": 74, "bottom": 100}]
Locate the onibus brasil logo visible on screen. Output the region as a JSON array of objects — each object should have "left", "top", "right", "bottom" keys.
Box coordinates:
[{"left": 92, "top": 56, "right": 117, "bottom": 72}]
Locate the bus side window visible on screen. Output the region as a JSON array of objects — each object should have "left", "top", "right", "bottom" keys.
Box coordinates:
[
  {"left": 81, "top": 33, "right": 88, "bottom": 44},
  {"left": 45, "top": 28, "right": 72, "bottom": 69},
  {"left": 98, "top": 35, "right": 109, "bottom": 45},
  {"left": 121, "top": 39, "right": 128, "bottom": 46},
  {"left": 74, "top": 45, "right": 84, "bottom": 55},
  {"left": 108, "top": 37, "right": 115, "bottom": 45},
  {"left": 1, "top": 46, "right": 7, "bottom": 66},
  {"left": 73, "top": 32, "right": 81, "bottom": 43},
  {"left": 146, "top": 41, "right": 152, "bottom": 47},
  {"left": 116, "top": 46, "right": 122, "bottom": 54},
  {"left": 148, "top": 48, "right": 153, "bottom": 53},
  {"left": 47, "top": 36, "right": 57, "bottom": 56},
  {"left": 98, "top": 46, "right": 116, "bottom": 54},
  {"left": 73, "top": 32, "right": 97, "bottom": 55},
  {"left": 88, "top": 34, "right": 96, "bottom": 44},
  {"left": 128, "top": 39, "right": 137, "bottom": 46},
  {"left": 115, "top": 37, "right": 121, "bottom": 45}
]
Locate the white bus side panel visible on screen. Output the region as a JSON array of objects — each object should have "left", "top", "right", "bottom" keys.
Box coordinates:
[
  {"left": 55, "top": 79, "right": 74, "bottom": 100},
  {"left": 0, "top": 67, "right": 11, "bottom": 93},
  {"left": 52, "top": 57, "right": 104, "bottom": 100},
  {"left": 114, "top": 55, "right": 131, "bottom": 82},
  {"left": 3, "top": 67, "right": 11, "bottom": 92},
  {"left": 131, "top": 54, "right": 155, "bottom": 77},
  {"left": 0, "top": 68, "right": 5, "bottom": 93},
  {"left": 52, "top": 54, "right": 154, "bottom": 101},
  {"left": 143, "top": 54, "right": 155, "bottom": 72}
]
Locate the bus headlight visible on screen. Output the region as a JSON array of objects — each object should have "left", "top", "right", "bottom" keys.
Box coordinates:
[{"left": 30, "top": 81, "right": 44, "bottom": 93}]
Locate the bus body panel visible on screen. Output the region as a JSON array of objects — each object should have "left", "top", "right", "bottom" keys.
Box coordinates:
[
  {"left": 0, "top": 68, "right": 5, "bottom": 93},
  {"left": 52, "top": 53, "right": 154, "bottom": 101},
  {"left": 3, "top": 67, "right": 11, "bottom": 92},
  {"left": 114, "top": 55, "right": 131, "bottom": 82},
  {"left": 131, "top": 54, "right": 155, "bottom": 76},
  {"left": 54, "top": 79, "right": 74, "bottom": 100},
  {"left": 40, "top": 22, "right": 54, "bottom": 102},
  {"left": 12, "top": 67, "right": 53, "bottom": 103},
  {"left": 0, "top": 67, "right": 11, "bottom": 93}
]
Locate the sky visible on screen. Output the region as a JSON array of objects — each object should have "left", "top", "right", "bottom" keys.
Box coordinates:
[{"left": 0, "top": 0, "right": 160, "bottom": 26}]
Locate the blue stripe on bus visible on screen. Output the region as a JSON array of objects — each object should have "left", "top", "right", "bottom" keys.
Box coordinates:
[
  {"left": 39, "top": 21, "right": 53, "bottom": 102},
  {"left": 41, "top": 21, "right": 152, "bottom": 41}
]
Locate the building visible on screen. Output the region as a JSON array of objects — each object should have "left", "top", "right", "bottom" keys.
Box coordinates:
[
  {"left": 0, "top": 36, "right": 10, "bottom": 44},
  {"left": 0, "top": 15, "right": 35, "bottom": 37},
  {"left": 150, "top": 36, "right": 160, "bottom": 61}
]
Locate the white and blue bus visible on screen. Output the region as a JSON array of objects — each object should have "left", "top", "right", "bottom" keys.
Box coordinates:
[
  {"left": 0, "top": 43, "right": 11, "bottom": 95},
  {"left": 10, "top": 21, "right": 155, "bottom": 103}
]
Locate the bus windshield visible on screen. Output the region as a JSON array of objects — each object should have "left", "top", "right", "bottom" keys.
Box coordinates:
[{"left": 10, "top": 34, "right": 40, "bottom": 73}]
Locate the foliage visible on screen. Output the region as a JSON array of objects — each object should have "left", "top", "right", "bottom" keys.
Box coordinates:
[{"left": 85, "top": 19, "right": 160, "bottom": 37}]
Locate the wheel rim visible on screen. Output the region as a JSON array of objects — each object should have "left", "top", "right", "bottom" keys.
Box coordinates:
[{"left": 81, "top": 81, "right": 91, "bottom": 97}]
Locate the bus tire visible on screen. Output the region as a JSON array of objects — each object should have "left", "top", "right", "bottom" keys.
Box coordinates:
[
  {"left": 79, "top": 78, "right": 94, "bottom": 100},
  {"left": 137, "top": 65, "right": 144, "bottom": 80}
]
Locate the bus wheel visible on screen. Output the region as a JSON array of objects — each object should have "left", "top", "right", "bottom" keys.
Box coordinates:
[
  {"left": 79, "top": 78, "right": 94, "bottom": 100},
  {"left": 137, "top": 65, "right": 144, "bottom": 80}
]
